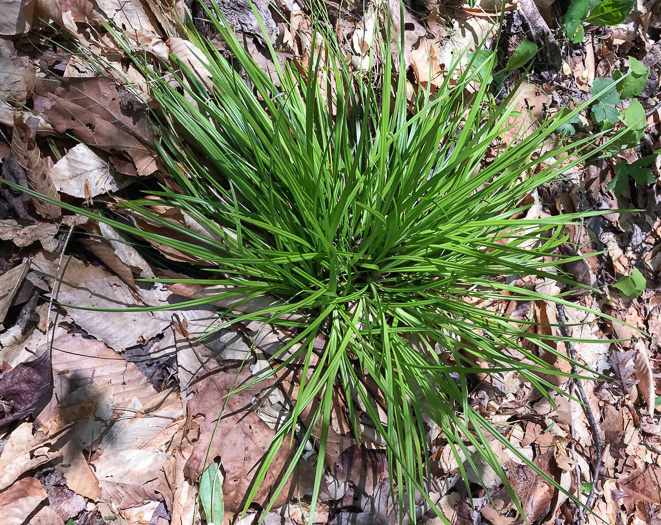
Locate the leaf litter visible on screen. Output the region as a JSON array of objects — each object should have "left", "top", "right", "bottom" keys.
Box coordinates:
[{"left": 0, "top": 0, "right": 660, "bottom": 522}]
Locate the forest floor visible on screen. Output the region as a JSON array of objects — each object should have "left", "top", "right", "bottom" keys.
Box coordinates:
[{"left": 0, "top": 0, "right": 661, "bottom": 523}]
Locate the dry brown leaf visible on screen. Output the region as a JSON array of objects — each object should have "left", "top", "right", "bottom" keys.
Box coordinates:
[
  {"left": 505, "top": 451, "right": 555, "bottom": 521},
  {"left": 410, "top": 37, "right": 445, "bottom": 91},
  {"left": 98, "top": 222, "right": 155, "bottom": 279},
  {"left": 618, "top": 466, "right": 661, "bottom": 507},
  {"left": 181, "top": 364, "right": 301, "bottom": 511},
  {"left": 0, "top": 0, "right": 34, "bottom": 35},
  {"left": 0, "top": 261, "right": 29, "bottom": 328},
  {"left": 43, "top": 77, "right": 157, "bottom": 175},
  {"left": 0, "top": 54, "right": 36, "bottom": 105},
  {"left": 552, "top": 437, "right": 575, "bottom": 471},
  {"left": 0, "top": 477, "right": 49, "bottom": 524},
  {"left": 608, "top": 295, "right": 645, "bottom": 348},
  {"left": 31, "top": 506, "right": 66, "bottom": 525},
  {"left": 11, "top": 115, "right": 61, "bottom": 219},
  {"left": 171, "top": 283, "right": 305, "bottom": 323},
  {"left": 326, "top": 445, "right": 388, "bottom": 500},
  {"left": 34, "top": 0, "right": 91, "bottom": 34},
  {"left": 0, "top": 220, "right": 60, "bottom": 251},
  {"left": 633, "top": 339, "right": 655, "bottom": 411},
  {"left": 39, "top": 334, "right": 159, "bottom": 430},
  {"left": 39, "top": 381, "right": 114, "bottom": 438},
  {"left": 94, "top": 448, "right": 175, "bottom": 510},
  {"left": 0, "top": 105, "right": 54, "bottom": 134},
  {"left": 169, "top": 452, "right": 197, "bottom": 525},
  {"left": 169, "top": 37, "right": 214, "bottom": 91},
  {"left": 58, "top": 440, "right": 102, "bottom": 501},
  {"left": 602, "top": 479, "right": 627, "bottom": 525},
  {"left": 387, "top": 0, "right": 427, "bottom": 69},
  {"left": 36, "top": 333, "right": 182, "bottom": 513},
  {"left": 32, "top": 252, "right": 223, "bottom": 351},
  {"left": 505, "top": 81, "right": 548, "bottom": 143},
  {"left": 31, "top": 253, "right": 170, "bottom": 350},
  {"left": 78, "top": 236, "right": 136, "bottom": 286},
  {"left": 95, "top": 0, "right": 168, "bottom": 59},
  {"left": 0, "top": 422, "right": 54, "bottom": 490}
]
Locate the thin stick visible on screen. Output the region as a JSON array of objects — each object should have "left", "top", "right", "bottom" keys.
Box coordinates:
[
  {"left": 556, "top": 302, "right": 602, "bottom": 520},
  {"left": 45, "top": 225, "right": 74, "bottom": 348}
]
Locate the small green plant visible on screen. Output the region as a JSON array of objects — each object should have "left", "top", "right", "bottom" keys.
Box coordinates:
[
  {"left": 199, "top": 460, "right": 225, "bottom": 524},
  {"left": 558, "top": 59, "right": 648, "bottom": 141},
  {"left": 505, "top": 40, "right": 539, "bottom": 71},
  {"left": 5, "top": 3, "right": 640, "bottom": 522},
  {"left": 607, "top": 154, "right": 657, "bottom": 196},
  {"left": 564, "top": 0, "right": 636, "bottom": 43},
  {"left": 613, "top": 267, "right": 646, "bottom": 298}
]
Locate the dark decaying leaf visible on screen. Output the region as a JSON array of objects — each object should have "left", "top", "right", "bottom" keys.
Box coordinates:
[
  {"left": 0, "top": 350, "right": 52, "bottom": 430},
  {"left": 328, "top": 445, "right": 388, "bottom": 501},
  {"left": 558, "top": 243, "right": 593, "bottom": 293},
  {"left": 609, "top": 349, "right": 638, "bottom": 395},
  {"left": 0, "top": 153, "right": 31, "bottom": 219}
]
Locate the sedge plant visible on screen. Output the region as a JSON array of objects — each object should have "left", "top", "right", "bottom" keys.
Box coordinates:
[{"left": 7, "top": 2, "right": 635, "bottom": 522}]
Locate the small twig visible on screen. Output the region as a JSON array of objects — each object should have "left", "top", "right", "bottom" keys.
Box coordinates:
[
  {"left": 569, "top": 415, "right": 582, "bottom": 507},
  {"left": 46, "top": 225, "right": 75, "bottom": 354},
  {"left": 556, "top": 302, "right": 602, "bottom": 520},
  {"left": 642, "top": 441, "right": 661, "bottom": 455},
  {"left": 645, "top": 100, "right": 661, "bottom": 118}
]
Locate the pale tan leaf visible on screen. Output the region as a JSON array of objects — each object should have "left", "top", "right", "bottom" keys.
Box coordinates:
[
  {"left": 0, "top": 104, "right": 53, "bottom": 134},
  {"left": 0, "top": 423, "right": 53, "bottom": 490},
  {"left": 169, "top": 454, "right": 197, "bottom": 525},
  {"left": 58, "top": 441, "right": 102, "bottom": 501},
  {"left": 0, "top": 478, "right": 48, "bottom": 524},
  {"left": 78, "top": 236, "right": 136, "bottom": 286},
  {"left": 633, "top": 339, "right": 655, "bottom": 411},
  {"left": 0, "top": 0, "right": 33, "bottom": 35},
  {"left": 98, "top": 222, "right": 155, "bottom": 279},
  {"left": 48, "top": 143, "right": 130, "bottom": 198},
  {"left": 38, "top": 334, "right": 158, "bottom": 429},
  {"left": 31, "top": 506, "right": 65, "bottom": 525},
  {"left": 169, "top": 37, "right": 214, "bottom": 91}
]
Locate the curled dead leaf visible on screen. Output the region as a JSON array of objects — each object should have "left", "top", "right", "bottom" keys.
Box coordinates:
[{"left": 11, "top": 115, "right": 61, "bottom": 219}]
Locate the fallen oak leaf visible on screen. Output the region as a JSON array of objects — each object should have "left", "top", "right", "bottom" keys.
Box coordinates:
[{"left": 181, "top": 364, "right": 309, "bottom": 512}]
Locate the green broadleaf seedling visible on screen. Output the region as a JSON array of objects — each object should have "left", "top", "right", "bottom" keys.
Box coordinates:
[
  {"left": 199, "top": 460, "right": 224, "bottom": 524},
  {"left": 613, "top": 57, "right": 650, "bottom": 99},
  {"left": 564, "top": 0, "right": 635, "bottom": 43},
  {"left": 590, "top": 78, "right": 621, "bottom": 125},
  {"left": 505, "top": 40, "right": 539, "bottom": 71},
  {"left": 613, "top": 267, "right": 646, "bottom": 299},
  {"left": 607, "top": 155, "right": 657, "bottom": 196}
]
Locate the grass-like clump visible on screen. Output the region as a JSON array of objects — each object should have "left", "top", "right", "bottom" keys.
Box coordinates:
[{"left": 17, "top": 2, "right": 624, "bottom": 522}]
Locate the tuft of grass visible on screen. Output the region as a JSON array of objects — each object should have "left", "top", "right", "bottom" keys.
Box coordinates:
[{"left": 6, "top": 2, "right": 633, "bottom": 522}]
